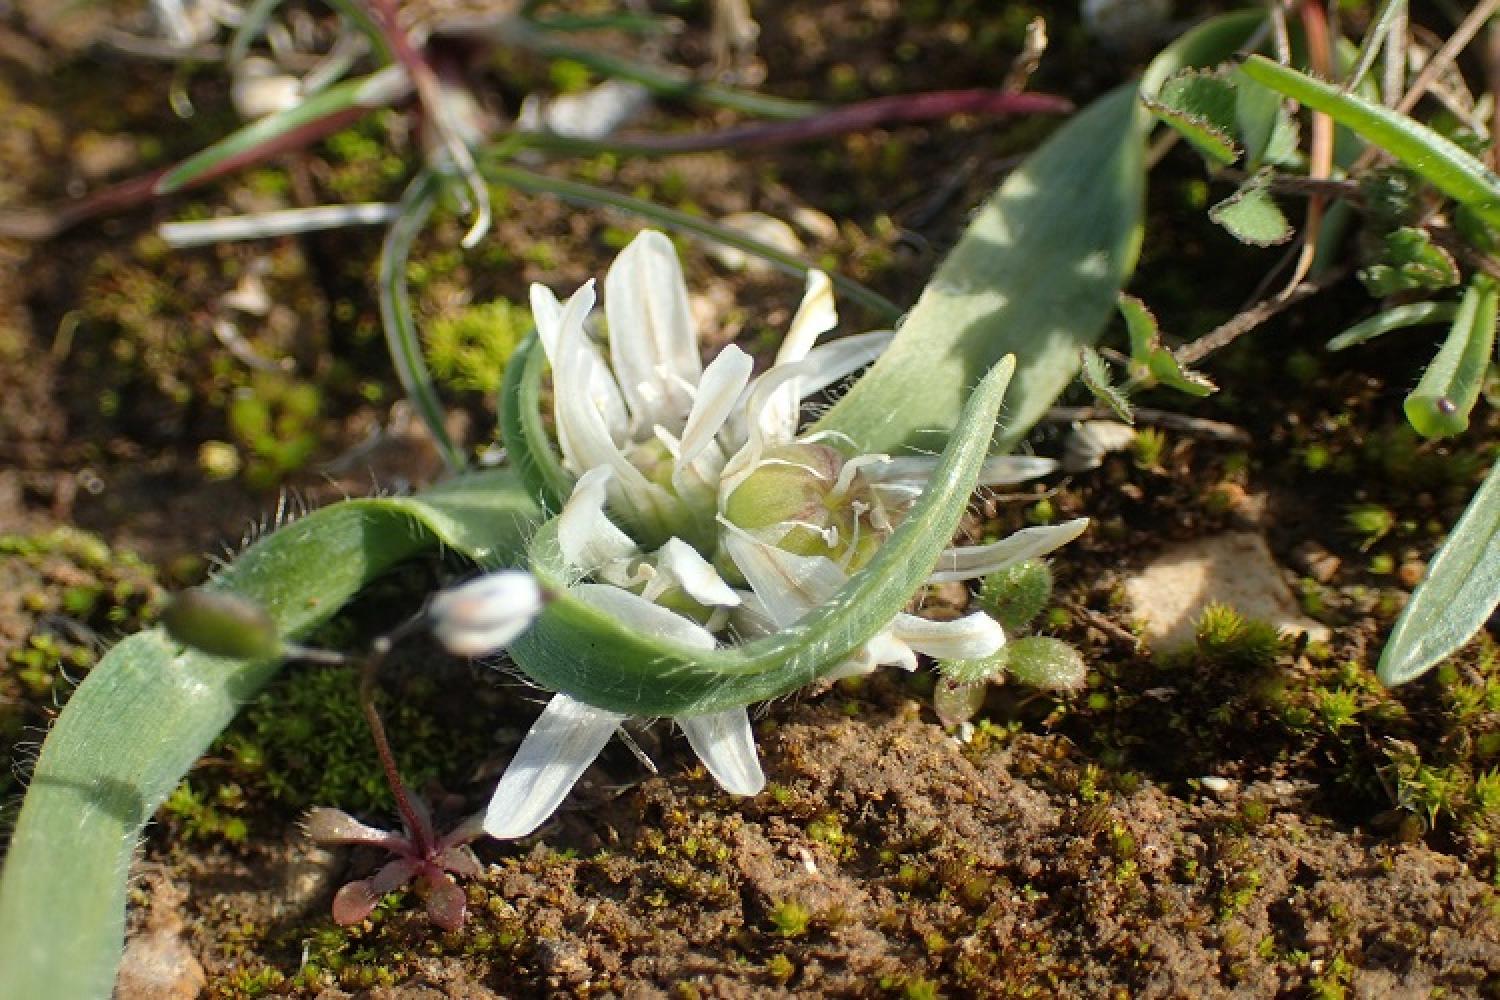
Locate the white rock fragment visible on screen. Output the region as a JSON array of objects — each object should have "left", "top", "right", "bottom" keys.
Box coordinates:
[{"left": 1124, "top": 531, "right": 1332, "bottom": 652}]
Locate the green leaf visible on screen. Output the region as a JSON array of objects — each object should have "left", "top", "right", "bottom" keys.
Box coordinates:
[
  {"left": 1233, "top": 69, "right": 1300, "bottom": 169},
  {"left": 1239, "top": 55, "right": 1500, "bottom": 230},
  {"left": 1079, "top": 347, "right": 1134, "bottom": 422},
  {"left": 1326, "top": 300, "right": 1460, "bottom": 351},
  {"left": 1143, "top": 68, "right": 1242, "bottom": 165},
  {"left": 1208, "top": 173, "right": 1294, "bottom": 246},
  {"left": 0, "top": 470, "right": 540, "bottom": 1000},
  {"left": 815, "top": 86, "right": 1144, "bottom": 454},
  {"left": 1358, "top": 227, "right": 1460, "bottom": 297},
  {"left": 1378, "top": 456, "right": 1500, "bottom": 686},
  {"left": 510, "top": 359, "right": 1016, "bottom": 716},
  {"left": 1120, "top": 294, "right": 1216, "bottom": 397},
  {"left": 1404, "top": 275, "right": 1498, "bottom": 438},
  {"left": 499, "top": 331, "right": 573, "bottom": 514}
]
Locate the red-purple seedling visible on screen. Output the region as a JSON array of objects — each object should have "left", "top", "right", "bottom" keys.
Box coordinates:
[{"left": 306, "top": 800, "right": 483, "bottom": 932}]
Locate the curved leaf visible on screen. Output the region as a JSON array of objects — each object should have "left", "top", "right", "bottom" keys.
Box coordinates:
[
  {"left": 1326, "top": 301, "right": 1460, "bottom": 351},
  {"left": 499, "top": 332, "right": 573, "bottom": 514},
  {"left": 0, "top": 470, "right": 539, "bottom": 1000},
  {"left": 1404, "top": 276, "right": 1497, "bottom": 438},
  {"left": 509, "top": 358, "right": 1015, "bottom": 716}
]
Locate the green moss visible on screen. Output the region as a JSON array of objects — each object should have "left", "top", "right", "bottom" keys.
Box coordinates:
[
  {"left": 424, "top": 298, "right": 531, "bottom": 394},
  {"left": 768, "top": 899, "right": 812, "bottom": 938},
  {"left": 1194, "top": 603, "right": 1282, "bottom": 667}
]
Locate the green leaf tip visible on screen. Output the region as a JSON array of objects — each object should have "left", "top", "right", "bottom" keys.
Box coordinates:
[
  {"left": 1403, "top": 275, "right": 1498, "bottom": 439},
  {"left": 1378, "top": 457, "right": 1500, "bottom": 687},
  {"left": 1208, "top": 174, "right": 1293, "bottom": 247}
]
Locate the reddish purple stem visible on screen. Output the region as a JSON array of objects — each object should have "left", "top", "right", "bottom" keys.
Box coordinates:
[{"left": 604, "top": 88, "right": 1074, "bottom": 154}]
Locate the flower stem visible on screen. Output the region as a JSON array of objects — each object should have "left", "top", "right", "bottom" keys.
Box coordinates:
[{"left": 357, "top": 626, "right": 433, "bottom": 856}]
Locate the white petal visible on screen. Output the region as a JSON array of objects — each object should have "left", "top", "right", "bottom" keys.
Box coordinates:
[
  {"left": 721, "top": 529, "right": 844, "bottom": 627},
  {"left": 928, "top": 518, "right": 1090, "bottom": 583},
  {"left": 677, "top": 345, "right": 753, "bottom": 469},
  {"left": 533, "top": 282, "right": 630, "bottom": 453},
  {"left": 429, "top": 571, "right": 544, "bottom": 655},
  {"left": 483, "top": 693, "right": 624, "bottom": 839},
  {"left": 558, "top": 467, "right": 639, "bottom": 574},
  {"left": 572, "top": 584, "right": 718, "bottom": 649},
  {"left": 863, "top": 631, "right": 920, "bottom": 672},
  {"left": 605, "top": 230, "right": 701, "bottom": 432},
  {"left": 775, "top": 269, "right": 837, "bottom": 365},
  {"left": 678, "top": 708, "right": 765, "bottom": 795},
  {"left": 890, "top": 612, "right": 1006, "bottom": 661},
  {"left": 656, "top": 538, "right": 742, "bottom": 608}
]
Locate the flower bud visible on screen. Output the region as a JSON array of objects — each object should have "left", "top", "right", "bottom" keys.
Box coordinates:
[
  {"left": 978, "top": 559, "right": 1054, "bottom": 632},
  {"left": 429, "top": 570, "right": 544, "bottom": 656},
  {"left": 162, "top": 588, "right": 281, "bottom": 660},
  {"left": 1003, "top": 637, "right": 1087, "bottom": 692}
]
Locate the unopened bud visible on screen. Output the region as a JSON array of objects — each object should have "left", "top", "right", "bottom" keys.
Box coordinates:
[
  {"left": 429, "top": 570, "right": 544, "bottom": 656},
  {"left": 978, "top": 559, "right": 1054, "bottom": 632},
  {"left": 722, "top": 443, "right": 882, "bottom": 568},
  {"left": 162, "top": 588, "right": 281, "bottom": 660}
]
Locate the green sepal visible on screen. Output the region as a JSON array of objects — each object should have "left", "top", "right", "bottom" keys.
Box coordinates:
[
  {"left": 1404, "top": 275, "right": 1498, "bottom": 439},
  {"left": 1142, "top": 67, "right": 1242, "bottom": 166},
  {"left": 510, "top": 358, "right": 1016, "bottom": 716},
  {"left": 499, "top": 331, "right": 574, "bottom": 514}
]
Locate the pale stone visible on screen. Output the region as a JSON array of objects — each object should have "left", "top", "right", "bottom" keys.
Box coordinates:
[{"left": 1124, "top": 532, "right": 1331, "bottom": 651}]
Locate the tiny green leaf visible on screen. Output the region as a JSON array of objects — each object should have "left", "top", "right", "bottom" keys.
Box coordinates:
[
  {"left": 1233, "top": 68, "right": 1300, "bottom": 169},
  {"left": 1326, "top": 301, "right": 1460, "bottom": 351},
  {"left": 1240, "top": 55, "right": 1500, "bottom": 230},
  {"left": 1208, "top": 173, "right": 1294, "bottom": 246},
  {"left": 1142, "top": 68, "right": 1242, "bottom": 165},
  {"left": 1079, "top": 347, "right": 1134, "bottom": 422},
  {"left": 1404, "top": 275, "right": 1498, "bottom": 439},
  {"left": 1358, "top": 227, "right": 1460, "bottom": 297},
  {"left": 1379, "top": 456, "right": 1500, "bottom": 686},
  {"left": 1120, "top": 294, "right": 1217, "bottom": 397}
]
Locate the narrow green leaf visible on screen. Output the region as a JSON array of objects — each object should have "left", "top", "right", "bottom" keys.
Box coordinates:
[
  {"left": 1404, "top": 275, "right": 1498, "bottom": 438},
  {"left": 1326, "top": 300, "right": 1459, "bottom": 351},
  {"left": 0, "top": 470, "right": 540, "bottom": 1000},
  {"left": 1379, "top": 456, "right": 1500, "bottom": 686},
  {"left": 379, "top": 170, "right": 467, "bottom": 473},
  {"left": 1142, "top": 68, "right": 1242, "bottom": 165},
  {"left": 1344, "top": 0, "right": 1407, "bottom": 94},
  {"left": 1240, "top": 55, "right": 1500, "bottom": 229},
  {"left": 498, "top": 332, "right": 573, "bottom": 514},
  {"left": 510, "top": 359, "right": 1015, "bottom": 717},
  {"left": 226, "top": 0, "right": 286, "bottom": 65},
  {"left": 1079, "top": 347, "right": 1134, "bottom": 422},
  {"left": 1208, "top": 173, "right": 1294, "bottom": 246}
]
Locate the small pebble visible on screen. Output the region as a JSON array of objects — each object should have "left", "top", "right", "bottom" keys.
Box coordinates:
[{"left": 1200, "top": 776, "right": 1233, "bottom": 797}]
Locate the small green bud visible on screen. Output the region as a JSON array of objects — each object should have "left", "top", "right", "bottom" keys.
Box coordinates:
[
  {"left": 934, "top": 678, "right": 987, "bottom": 727},
  {"left": 1003, "top": 637, "right": 1087, "bottom": 692},
  {"left": 162, "top": 588, "right": 281, "bottom": 660},
  {"left": 978, "top": 559, "right": 1053, "bottom": 632}
]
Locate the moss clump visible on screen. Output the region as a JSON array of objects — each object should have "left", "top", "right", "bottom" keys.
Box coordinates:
[
  {"left": 1194, "top": 603, "right": 1282, "bottom": 667},
  {"left": 424, "top": 298, "right": 531, "bottom": 394},
  {"left": 768, "top": 899, "right": 813, "bottom": 938}
]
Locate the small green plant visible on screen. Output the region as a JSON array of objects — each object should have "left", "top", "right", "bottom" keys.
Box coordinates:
[
  {"left": 424, "top": 298, "right": 531, "bottom": 393},
  {"left": 1194, "top": 603, "right": 1282, "bottom": 668},
  {"left": 768, "top": 899, "right": 813, "bottom": 938}
]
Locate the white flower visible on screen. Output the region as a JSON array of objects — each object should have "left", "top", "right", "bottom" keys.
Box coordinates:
[{"left": 435, "top": 230, "right": 1086, "bottom": 840}]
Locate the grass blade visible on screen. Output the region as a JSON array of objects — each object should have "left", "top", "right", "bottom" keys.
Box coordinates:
[
  {"left": 1403, "top": 276, "right": 1497, "bottom": 438},
  {"left": 1378, "top": 457, "right": 1500, "bottom": 686},
  {"left": 0, "top": 470, "right": 540, "bottom": 1000},
  {"left": 1326, "top": 300, "right": 1459, "bottom": 351},
  {"left": 379, "top": 170, "right": 467, "bottom": 473}
]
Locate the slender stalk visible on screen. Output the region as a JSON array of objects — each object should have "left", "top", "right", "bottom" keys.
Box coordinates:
[{"left": 358, "top": 636, "right": 432, "bottom": 854}]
